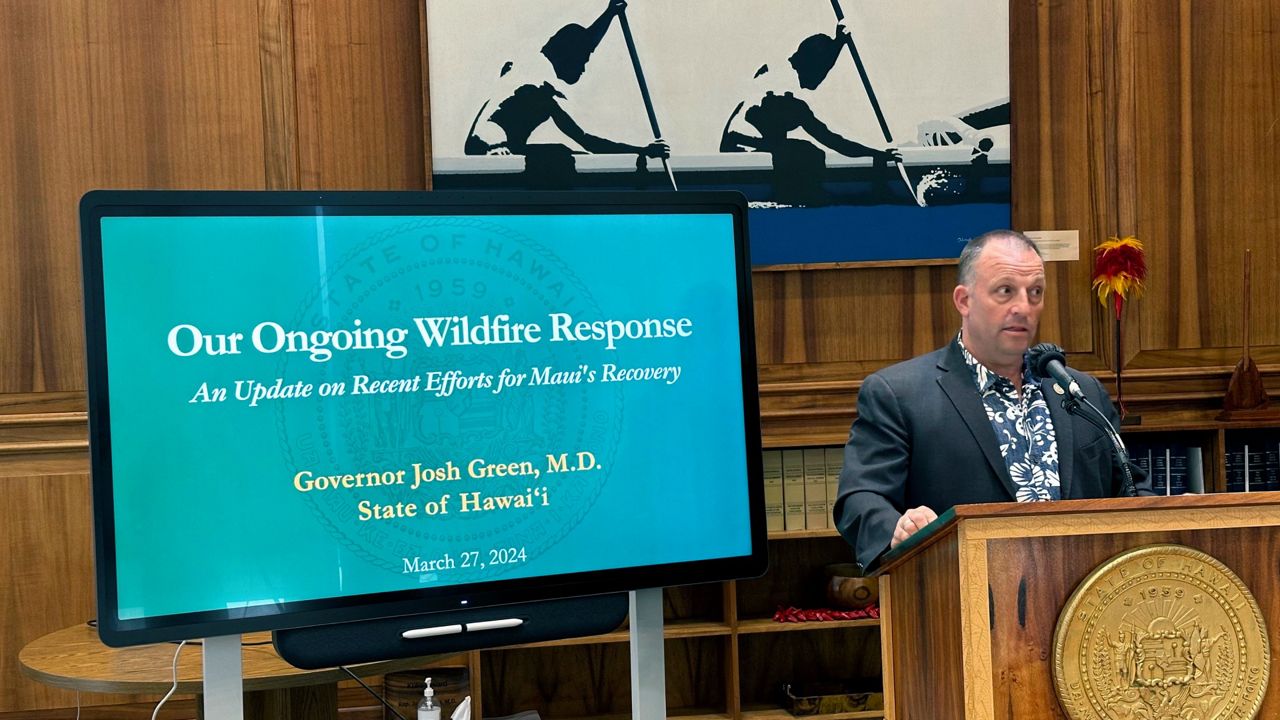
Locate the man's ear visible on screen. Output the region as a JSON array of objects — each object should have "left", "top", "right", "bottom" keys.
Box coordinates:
[{"left": 953, "top": 284, "right": 970, "bottom": 317}]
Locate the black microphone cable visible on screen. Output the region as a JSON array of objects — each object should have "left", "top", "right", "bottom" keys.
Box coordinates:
[{"left": 1063, "top": 394, "right": 1138, "bottom": 497}]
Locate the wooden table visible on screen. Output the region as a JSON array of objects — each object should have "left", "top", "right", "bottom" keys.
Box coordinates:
[{"left": 19, "top": 623, "right": 444, "bottom": 719}]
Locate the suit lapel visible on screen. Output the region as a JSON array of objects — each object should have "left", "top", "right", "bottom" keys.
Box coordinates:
[
  {"left": 936, "top": 344, "right": 1017, "bottom": 500},
  {"left": 1042, "top": 377, "right": 1075, "bottom": 499}
]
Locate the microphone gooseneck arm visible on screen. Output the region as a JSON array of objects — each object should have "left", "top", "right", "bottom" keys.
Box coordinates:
[
  {"left": 1029, "top": 342, "right": 1138, "bottom": 497},
  {"left": 1062, "top": 395, "right": 1137, "bottom": 498}
]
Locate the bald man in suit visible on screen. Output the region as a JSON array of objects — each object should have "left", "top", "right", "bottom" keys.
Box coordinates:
[{"left": 833, "top": 230, "right": 1151, "bottom": 571}]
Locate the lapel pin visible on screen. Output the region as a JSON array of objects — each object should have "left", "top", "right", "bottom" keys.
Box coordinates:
[{"left": 1052, "top": 383, "right": 1065, "bottom": 395}]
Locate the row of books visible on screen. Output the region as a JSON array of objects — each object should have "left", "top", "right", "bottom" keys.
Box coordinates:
[
  {"left": 763, "top": 447, "right": 842, "bottom": 532},
  {"left": 1128, "top": 432, "right": 1280, "bottom": 494},
  {"left": 773, "top": 433, "right": 1280, "bottom": 520},
  {"left": 1224, "top": 433, "right": 1280, "bottom": 493},
  {"left": 1126, "top": 441, "right": 1205, "bottom": 495}
]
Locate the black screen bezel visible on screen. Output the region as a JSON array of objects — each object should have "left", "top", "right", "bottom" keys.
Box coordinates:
[{"left": 80, "top": 189, "right": 765, "bottom": 646}]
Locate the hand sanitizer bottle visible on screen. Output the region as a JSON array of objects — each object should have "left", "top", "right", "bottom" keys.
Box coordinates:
[{"left": 418, "top": 677, "right": 440, "bottom": 720}]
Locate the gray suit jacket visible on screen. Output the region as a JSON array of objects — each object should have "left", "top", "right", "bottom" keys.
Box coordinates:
[{"left": 833, "top": 340, "right": 1150, "bottom": 571}]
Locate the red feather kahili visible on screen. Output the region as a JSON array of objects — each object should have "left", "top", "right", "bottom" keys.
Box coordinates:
[{"left": 1092, "top": 236, "right": 1147, "bottom": 318}]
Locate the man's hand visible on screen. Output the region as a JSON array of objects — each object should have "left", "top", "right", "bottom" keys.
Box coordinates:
[{"left": 891, "top": 505, "right": 938, "bottom": 548}]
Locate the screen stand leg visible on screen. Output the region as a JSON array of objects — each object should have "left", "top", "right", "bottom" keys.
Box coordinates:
[
  {"left": 202, "top": 634, "right": 245, "bottom": 720},
  {"left": 629, "top": 588, "right": 666, "bottom": 720}
]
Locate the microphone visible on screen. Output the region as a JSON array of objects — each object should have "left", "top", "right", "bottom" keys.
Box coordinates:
[
  {"left": 1028, "top": 343, "right": 1083, "bottom": 399},
  {"left": 1027, "top": 343, "right": 1138, "bottom": 497}
]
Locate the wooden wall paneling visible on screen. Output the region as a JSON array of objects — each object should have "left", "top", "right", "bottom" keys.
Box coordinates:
[
  {"left": 781, "top": 270, "right": 811, "bottom": 365},
  {"left": 0, "top": 411, "right": 88, "bottom": 480},
  {"left": 773, "top": 270, "right": 803, "bottom": 363},
  {"left": 1189, "top": 1, "right": 1280, "bottom": 351},
  {"left": 2, "top": 3, "right": 272, "bottom": 703},
  {"left": 0, "top": 446, "right": 88, "bottom": 480},
  {"left": 0, "top": 474, "right": 160, "bottom": 712},
  {"left": 292, "top": 0, "right": 426, "bottom": 190},
  {"left": 1252, "top": 2, "right": 1280, "bottom": 348},
  {"left": 0, "top": 394, "right": 86, "bottom": 417},
  {"left": 749, "top": 270, "right": 784, "bottom": 367},
  {"left": 1, "top": 3, "right": 87, "bottom": 396},
  {"left": 911, "top": 265, "right": 960, "bottom": 358},
  {"left": 258, "top": 0, "right": 300, "bottom": 189},
  {"left": 803, "top": 266, "right": 953, "bottom": 365},
  {"left": 418, "top": 0, "right": 433, "bottom": 186},
  {"left": 803, "top": 266, "right": 884, "bottom": 365},
  {"left": 1009, "top": 0, "right": 1100, "bottom": 360},
  {"left": 1124, "top": 0, "right": 1179, "bottom": 357},
  {"left": 753, "top": 264, "right": 956, "bottom": 373},
  {"left": 1133, "top": 1, "right": 1280, "bottom": 361},
  {"left": 1103, "top": 0, "right": 1134, "bottom": 243},
  {"left": 1040, "top": 260, "right": 1094, "bottom": 363},
  {"left": 1104, "top": 0, "right": 1143, "bottom": 371},
  {"left": 756, "top": 380, "right": 858, "bottom": 448},
  {"left": 1138, "top": 0, "right": 1203, "bottom": 351},
  {"left": 0, "top": 1, "right": 272, "bottom": 397},
  {"left": 82, "top": 1, "right": 268, "bottom": 189}
]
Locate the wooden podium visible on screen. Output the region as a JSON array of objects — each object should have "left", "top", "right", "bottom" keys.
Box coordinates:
[{"left": 874, "top": 493, "right": 1280, "bottom": 719}]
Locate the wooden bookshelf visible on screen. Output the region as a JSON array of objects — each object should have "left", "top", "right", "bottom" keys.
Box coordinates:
[
  {"left": 506, "top": 620, "right": 737, "bottom": 649},
  {"left": 741, "top": 711, "right": 882, "bottom": 720},
  {"left": 398, "top": 530, "right": 881, "bottom": 720},
  {"left": 735, "top": 618, "right": 878, "bottom": 635},
  {"left": 768, "top": 528, "right": 841, "bottom": 541}
]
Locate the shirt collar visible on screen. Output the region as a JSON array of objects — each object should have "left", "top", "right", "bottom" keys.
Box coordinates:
[{"left": 956, "top": 331, "right": 1034, "bottom": 394}]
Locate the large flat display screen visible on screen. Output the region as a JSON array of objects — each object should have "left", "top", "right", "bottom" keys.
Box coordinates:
[{"left": 81, "top": 190, "right": 764, "bottom": 646}]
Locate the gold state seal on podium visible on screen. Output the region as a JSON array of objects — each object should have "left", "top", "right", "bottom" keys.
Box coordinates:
[{"left": 1053, "top": 544, "right": 1269, "bottom": 719}]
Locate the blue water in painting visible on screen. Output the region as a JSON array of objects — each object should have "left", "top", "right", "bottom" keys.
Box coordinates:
[
  {"left": 432, "top": 166, "right": 1011, "bottom": 266},
  {"left": 748, "top": 203, "right": 1011, "bottom": 266}
]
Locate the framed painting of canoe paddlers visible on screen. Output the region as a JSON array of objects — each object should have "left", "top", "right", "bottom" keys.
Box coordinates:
[{"left": 423, "top": 0, "right": 1010, "bottom": 267}]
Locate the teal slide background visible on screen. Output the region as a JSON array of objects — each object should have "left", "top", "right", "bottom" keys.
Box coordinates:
[{"left": 99, "top": 212, "right": 752, "bottom": 620}]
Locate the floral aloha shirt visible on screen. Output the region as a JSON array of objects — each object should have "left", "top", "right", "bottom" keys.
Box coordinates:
[{"left": 957, "top": 334, "right": 1061, "bottom": 501}]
